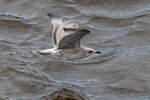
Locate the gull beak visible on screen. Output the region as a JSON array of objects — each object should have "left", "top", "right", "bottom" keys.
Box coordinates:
[{"left": 95, "top": 51, "right": 101, "bottom": 54}]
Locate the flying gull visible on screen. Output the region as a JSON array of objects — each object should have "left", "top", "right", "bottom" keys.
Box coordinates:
[{"left": 34, "top": 13, "right": 101, "bottom": 60}]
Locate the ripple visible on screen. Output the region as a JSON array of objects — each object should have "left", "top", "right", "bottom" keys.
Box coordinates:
[
  {"left": 120, "top": 46, "right": 150, "bottom": 58},
  {"left": 73, "top": 0, "right": 150, "bottom": 19},
  {"left": 103, "top": 24, "right": 136, "bottom": 42}
]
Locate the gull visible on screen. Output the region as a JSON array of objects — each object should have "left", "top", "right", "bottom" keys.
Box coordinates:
[{"left": 34, "top": 13, "right": 101, "bottom": 60}]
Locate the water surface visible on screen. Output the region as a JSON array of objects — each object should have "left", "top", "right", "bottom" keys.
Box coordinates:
[{"left": 1, "top": 0, "right": 150, "bottom": 100}]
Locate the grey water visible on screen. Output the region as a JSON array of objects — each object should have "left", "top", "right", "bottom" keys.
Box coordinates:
[{"left": 1, "top": 0, "right": 150, "bottom": 100}]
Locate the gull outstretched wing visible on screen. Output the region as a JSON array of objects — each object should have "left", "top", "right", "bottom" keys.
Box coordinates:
[
  {"left": 47, "top": 13, "right": 79, "bottom": 48},
  {"left": 57, "top": 28, "right": 90, "bottom": 49}
]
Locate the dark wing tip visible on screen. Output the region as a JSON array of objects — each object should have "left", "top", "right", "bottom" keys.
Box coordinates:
[
  {"left": 47, "top": 12, "right": 53, "bottom": 19},
  {"left": 47, "top": 12, "right": 60, "bottom": 20},
  {"left": 63, "top": 28, "right": 90, "bottom": 34},
  {"left": 63, "top": 28, "right": 77, "bottom": 32},
  {"left": 79, "top": 29, "right": 90, "bottom": 34}
]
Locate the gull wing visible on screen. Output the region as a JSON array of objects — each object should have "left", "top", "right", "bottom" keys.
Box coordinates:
[
  {"left": 57, "top": 28, "right": 90, "bottom": 49},
  {"left": 47, "top": 13, "right": 79, "bottom": 48}
]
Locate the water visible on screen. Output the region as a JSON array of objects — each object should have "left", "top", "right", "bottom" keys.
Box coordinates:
[{"left": 1, "top": 0, "right": 150, "bottom": 100}]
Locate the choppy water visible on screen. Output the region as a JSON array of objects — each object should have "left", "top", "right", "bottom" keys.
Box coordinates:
[{"left": 1, "top": 0, "right": 150, "bottom": 100}]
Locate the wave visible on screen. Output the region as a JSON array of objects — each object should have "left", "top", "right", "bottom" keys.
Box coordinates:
[{"left": 73, "top": 0, "right": 150, "bottom": 19}]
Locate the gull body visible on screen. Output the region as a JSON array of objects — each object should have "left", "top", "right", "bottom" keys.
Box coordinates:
[{"left": 35, "top": 13, "right": 101, "bottom": 60}]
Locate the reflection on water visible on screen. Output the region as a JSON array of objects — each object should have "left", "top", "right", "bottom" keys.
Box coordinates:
[{"left": 1, "top": 0, "right": 150, "bottom": 100}]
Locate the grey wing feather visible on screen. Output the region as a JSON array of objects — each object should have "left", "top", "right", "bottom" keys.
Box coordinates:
[
  {"left": 57, "top": 28, "right": 90, "bottom": 49},
  {"left": 47, "top": 13, "right": 62, "bottom": 48},
  {"left": 47, "top": 13, "right": 79, "bottom": 48}
]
